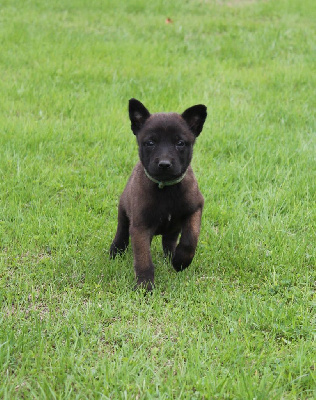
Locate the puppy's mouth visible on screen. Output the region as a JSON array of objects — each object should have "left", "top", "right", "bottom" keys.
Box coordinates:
[{"left": 146, "top": 166, "right": 184, "bottom": 182}]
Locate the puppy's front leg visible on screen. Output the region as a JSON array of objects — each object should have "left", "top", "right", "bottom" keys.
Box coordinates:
[
  {"left": 172, "top": 208, "right": 202, "bottom": 272},
  {"left": 130, "top": 226, "right": 154, "bottom": 291}
]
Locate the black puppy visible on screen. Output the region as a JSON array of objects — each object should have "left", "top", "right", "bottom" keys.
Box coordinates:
[{"left": 110, "top": 99, "right": 207, "bottom": 290}]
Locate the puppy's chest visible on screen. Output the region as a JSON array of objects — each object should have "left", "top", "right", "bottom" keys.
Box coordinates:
[
  {"left": 143, "top": 196, "right": 191, "bottom": 233},
  {"left": 154, "top": 210, "right": 181, "bottom": 235},
  {"left": 144, "top": 203, "right": 181, "bottom": 222}
]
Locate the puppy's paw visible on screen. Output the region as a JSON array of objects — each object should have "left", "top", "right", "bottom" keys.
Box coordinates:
[
  {"left": 135, "top": 274, "right": 154, "bottom": 292},
  {"left": 134, "top": 280, "right": 154, "bottom": 293},
  {"left": 109, "top": 240, "right": 128, "bottom": 259},
  {"left": 109, "top": 242, "right": 119, "bottom": 259},
  {"left": 172, "top": 245, "right": 194, "bottom": 272}
]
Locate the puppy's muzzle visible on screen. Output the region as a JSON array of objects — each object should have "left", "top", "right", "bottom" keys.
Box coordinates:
[{"left": 158, "top": 160, "right": 172, "bottom": 169}]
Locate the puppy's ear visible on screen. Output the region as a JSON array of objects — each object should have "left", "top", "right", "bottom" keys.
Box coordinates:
[
  {"left": 181, "top": 104, "right": 207, "bottom": 137},
  {"left": 129, "top": 98, "right": 151, "bottom": 135}
]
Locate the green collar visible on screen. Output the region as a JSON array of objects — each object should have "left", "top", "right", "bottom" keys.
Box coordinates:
[{"left": 144, "top": 168, "right": 187, "bottom": 189}]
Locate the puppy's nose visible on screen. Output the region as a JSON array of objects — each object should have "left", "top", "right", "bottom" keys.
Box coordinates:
[{"left": 158, "top": 160, "right": 172, "bottom": 169}]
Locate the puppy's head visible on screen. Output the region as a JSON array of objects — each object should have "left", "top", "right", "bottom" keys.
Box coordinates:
[{"left": 129, "top": 98, "right": 207, "bottom": 181}]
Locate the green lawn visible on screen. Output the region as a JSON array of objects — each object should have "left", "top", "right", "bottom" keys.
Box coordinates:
[{"left": 0, "top": 0, "right": 315, "bottom": 398}]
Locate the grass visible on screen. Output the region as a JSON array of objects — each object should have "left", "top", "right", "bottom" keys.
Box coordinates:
[{"left": 0, "top": 0, "right": 315, "bottom": 398}]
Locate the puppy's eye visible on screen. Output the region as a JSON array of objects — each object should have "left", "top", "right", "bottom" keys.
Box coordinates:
[
  {"left": 144, "top": 140, "right": 155, "bottom": 147},
  {"left": 176, "top": 140, "right": 185, "bottom": 148}
]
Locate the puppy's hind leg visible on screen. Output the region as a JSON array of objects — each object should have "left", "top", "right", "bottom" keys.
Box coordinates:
[
  {"left": 162, "top": 231, "right": 180, "bottom": 259},
  {"left": 110, "top": 205, "right": 130, "bottom": 258}
]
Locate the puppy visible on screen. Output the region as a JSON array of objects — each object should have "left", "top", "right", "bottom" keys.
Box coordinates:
[{"left": 110, "top": 99, "right": 207, "bottom": 290}]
